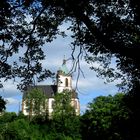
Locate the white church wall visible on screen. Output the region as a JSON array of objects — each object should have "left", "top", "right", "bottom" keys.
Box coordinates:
[
  {"left": 22, "top": 100, "right": 28, "bottom": 115},
  {"left": 22, "top": 99, "right": 50, "bottom": 116},
  {"left": 48, "top": 98, "right": 54, "bottom": 116},
  {"left": 71, "top": 98, "right": 80, "bottom": 115}
]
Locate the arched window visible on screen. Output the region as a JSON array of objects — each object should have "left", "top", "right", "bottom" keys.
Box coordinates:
[{"left": 65, "top": 78, "right": 68, "bottom": 87}]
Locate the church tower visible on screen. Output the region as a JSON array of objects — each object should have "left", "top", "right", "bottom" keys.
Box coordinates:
[{"left": 57, "top": 59, "right": 72, "bottom": 93}]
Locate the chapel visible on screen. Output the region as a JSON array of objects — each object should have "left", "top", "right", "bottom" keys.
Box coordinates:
[{"left": 22, "top": 59, "right": 80, "bottom": 116}]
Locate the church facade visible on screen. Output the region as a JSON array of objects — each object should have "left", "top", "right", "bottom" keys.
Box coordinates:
[{"left": 22, "top": 59, "right": 80, "bottom": 117}]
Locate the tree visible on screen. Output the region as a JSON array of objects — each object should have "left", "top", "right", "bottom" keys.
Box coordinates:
[
  {"left": 0, "top": 96, "right": 6, "bottom": 112},
  {"left": 52, "top": 90, "right": 81, "bottom": 139},
  {"left": 81, "top": 93, "right": 131, "bottom": 140},
  {"left": 25, "top": 88, "right": 48, "bottom": 119},
  {"left": 0, "top": 118, "right": 44, "bottom": 140},
  {"left": 52, "top": 91, "right": 76, "bottom": 118},
  {"left": 0, "top": 0, "right": 140, "bottom": 92}
]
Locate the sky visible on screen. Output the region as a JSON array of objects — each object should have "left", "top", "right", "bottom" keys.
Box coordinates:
[{"left": 0, "top": 23, "right": 119, "bottom": 114}]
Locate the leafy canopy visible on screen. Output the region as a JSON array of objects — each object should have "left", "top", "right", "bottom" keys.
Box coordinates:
[
  {"left": 25, "top": 88, "right": 47, "bottom": 117},
  {"left": 52, "top": 90, "right": 81, "bottom": 139},
  {"left": 81, "top": 93, "right": 131, "bottom": 140},
  {"left": 0, "top": 96, "right": 6, "bottom": 112},
  {"left": 0, "top": 0, "right": 140, "bottom": 92}
]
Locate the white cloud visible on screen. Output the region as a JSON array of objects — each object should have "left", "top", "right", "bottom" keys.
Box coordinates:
[
  {"left": 0, "top": 80, "right": 21, "bottom": 98},
  {"left": 5, "top": 98, "right": 20, "bottom": 106},
  {"left": 80, "top": 104, "right": 88, "bottom": 114},
  {"left": 5, "top": 97, "right": 22, "bottom": 113}
]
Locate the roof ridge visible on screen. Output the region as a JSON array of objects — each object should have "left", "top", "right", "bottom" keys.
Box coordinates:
[{"left": 33, "top": 85, "right": 57, "bottom": 86}]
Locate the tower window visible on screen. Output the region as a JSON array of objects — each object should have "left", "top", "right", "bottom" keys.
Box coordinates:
[{"left": 65, "top": 78, "right": 68, "bottom": 87}]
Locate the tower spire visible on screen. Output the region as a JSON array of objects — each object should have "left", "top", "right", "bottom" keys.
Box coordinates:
[
  {"left": 63, "top": 55, "right": 66, "bottom": 65},
  {"left": 60, "top": 56, "right": 69, "bottom": 75}
]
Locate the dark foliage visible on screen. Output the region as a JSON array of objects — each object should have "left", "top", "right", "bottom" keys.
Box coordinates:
[
  {"left": 1, "top": 93, "right": 139, "bottom": 140},
  {"left": 80, "top": 93, "right": 135, "bottom": 140},
  {"left": 0, "top": 111, "right": 81, "bottom": 140},
  {"left": 0, "top": 0, "right": 140, "bottom": 92},
  {"left": 0, "top": 96, "right": 6, "bottom": 112}
]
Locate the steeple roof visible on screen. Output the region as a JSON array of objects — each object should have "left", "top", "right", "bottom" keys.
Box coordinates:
[{"left": 60, "top": 59, "right": 69, "bottom": 75}]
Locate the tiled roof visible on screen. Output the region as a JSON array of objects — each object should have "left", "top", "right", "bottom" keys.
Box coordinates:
[
  {"left": 23, "top": 85, "right": 78, "bottom": 99},
  {"left": 23, "top": 85, "right": 57, "bottom": 98}
]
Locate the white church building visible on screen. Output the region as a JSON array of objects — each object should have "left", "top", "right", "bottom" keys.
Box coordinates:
[{"left": 22, "top": 59, "right": 80, "bottom": 117}]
